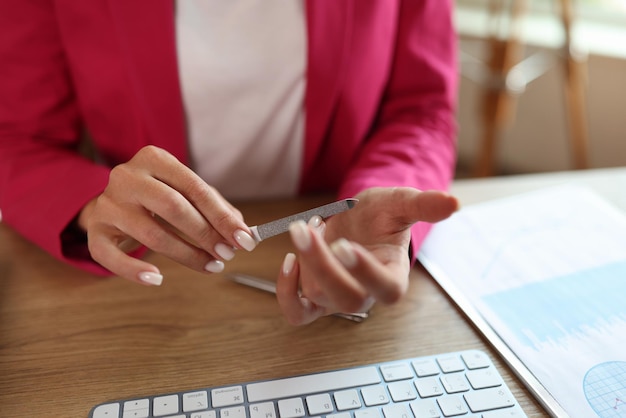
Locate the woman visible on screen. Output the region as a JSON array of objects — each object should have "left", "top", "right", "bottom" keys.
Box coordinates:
[{"left": 0, "top": 0, "right": 459, "bottom": 324}]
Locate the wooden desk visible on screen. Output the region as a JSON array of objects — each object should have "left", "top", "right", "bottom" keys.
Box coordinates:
[{"left": 13, "top": 167, "right": 625, "bottom": 417}]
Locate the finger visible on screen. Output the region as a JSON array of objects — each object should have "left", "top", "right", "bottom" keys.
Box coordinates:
[
  {"left": 89, "top": 203, "right": 225, "bottom": 275},
  {"left": 289, "top": 221, "right": 370, "bottom": 314},
  {"left": 135, "top": 176, "right": 231, "bottom": 259},
  {"left": 88, "top": 230, "right": 164, "bottom": 286},
  {"left": 107, "top": 159, "right": 226, "bottom": 258},
  {"left": 330, "top": 238, "right": 409, "bottom": 305},
  {"left": 184, "top": 182, "right": 257, "bottom": 252},
  {"left": 131, "top": 146, "right": 256, "bottom": 252},
  {"left": 392, "top": 188, "right": 459, "bottom": 225},
  {"left": 275, "top": 253, "right": 326, "bottom": 326},
  {"left": 119, "top": 213, "right": 226, "bottom": 273}
]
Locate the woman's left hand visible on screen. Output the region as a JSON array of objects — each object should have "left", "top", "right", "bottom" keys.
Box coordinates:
[{"left": 275, "top": 187, "right": 459, "bottom": 325}]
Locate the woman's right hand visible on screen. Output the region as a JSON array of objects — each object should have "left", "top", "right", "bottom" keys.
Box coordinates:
[{"left": 77, "top": 145, "right": 257, "bottom": 286}]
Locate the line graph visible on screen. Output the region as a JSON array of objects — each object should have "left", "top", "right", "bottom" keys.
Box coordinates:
[{"left": 481, "top": 259, "right": 626, "bottom": 350}]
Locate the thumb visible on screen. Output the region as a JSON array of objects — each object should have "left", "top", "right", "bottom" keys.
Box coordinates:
[{"left": 396, "top": 188, "right": 459, "bottom": 225}]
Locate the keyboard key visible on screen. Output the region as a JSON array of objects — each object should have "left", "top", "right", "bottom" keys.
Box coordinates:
[
  {"left": 387, "top": 381, "right": 417, "bottom": 402},
  {"left": 461, "top": 351, "right": 491, "bottom": 370},
  {"left": 123, "top": 399, "right": 149, "bottom": 418},
  {"left": 436, "top": 356, "right": 465, "bottom": 373},
  {"left": 124, "top": 399, "right": 150, "bottom": 412},
  {"left": 382, "top": 403, "right": 412, "bottom": 418},
  {"left": 153, "top": 394, "right": 179, "bottom": 416},
  {"left": 380, "top": 363, "right": 414, "bottom": 381},
  {"left": 250, "top": 401, "right": 277, "bottom": 418},
  {"left": 212, "top": 386, "right": 245, "bottom": 407},
  {"left": 482, "top": 408, "right": 526, "bottom": 418},
  {"left": 334, "top": 389, "right": 362, "bottom": 410},
  {"left": 124, "top": 399, "right": 149, "bottom": 410},
  {"left": 355, "top": 407, "right": 383, "bottom": 418},
  {"left": 437, "top": 395, "right": 468, "bottom": 416},
  {"left": 306, "top": 393, "right": 333, "bottom": 415},
  {"left": 327, "top": 413, "right": 351, "bottom": 418},
  {"left": 190, "top": 412, "right": 216, "bottom": 418},
  {"left": 183, "top": 391, "right": 209, "bottom": 412},
  {"left": 246, "top": 367, "right": 380, "bottom": 402},
  {"left": 277, "top": 397, "right": 306, "bottom": 418},
  {"left": 409, "top": 399, "right": 441, "bottom": 418},
  {"left": 440, "top": 372, "right": 471, "bottom": 393},
  {"left": 92, "top": 403, "right": 120, "bottom": 418},
  {"left": 412, "top": 359, "right": 440, "bottom": 377},
  {"left": 464, "top": 387, "right": 516, "bottom": 412},
  {"left": 415, "top": 376, "right": 444, "bottom": 398},
  {"left": 220, "top": 405, "right": 246, "bottom": 418},
  {"left": 123, "top": 409, "right": 148, "bottom": 418},
  {"left": 466, "top": 369, "right": 503, "bottom": 390},
  {"left": 361, "top": 385, "right": 390, "bottom": 406}
]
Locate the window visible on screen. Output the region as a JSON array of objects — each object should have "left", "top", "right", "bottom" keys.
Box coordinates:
[{"left": 455, "top": 0, "right": 626, "bottom": 59}]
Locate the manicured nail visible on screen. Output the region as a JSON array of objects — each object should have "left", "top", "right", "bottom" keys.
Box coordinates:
[
  {"left": 308, "top": 215, "right": 322, "bottom": 228},
  {"left": 331, "top": 238, "right": 358, "bottom": 268},
  {"left": 289, "top": 220, "right": 311, "bottom": 251},
  {"left": 215, "top": 243, "right": 235, "bottom": 260},
  {"left": 361, "top": 296, "right": 376, "bottom": 312},
  {"left": 138, "top": 271, "right": 163, "bottom": 286},
  {"left": 282, "top": 253, "right": 296, "bottom": 276},
  {"left": 205, "top": 260, "right": 225, "bottom": 273},
  {"left": 234, "top": 229, "right": 257, "bottom": 252},
  {"left": 308, "top": 215, "right": 327, "bottom": 235}
]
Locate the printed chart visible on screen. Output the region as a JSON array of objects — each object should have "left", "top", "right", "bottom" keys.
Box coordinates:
[{"left": 419, "top": 185, "right": 626, "bottom": 418}]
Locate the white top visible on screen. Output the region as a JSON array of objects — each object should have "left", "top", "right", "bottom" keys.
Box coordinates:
[{"left": 175, "top": 0, "right": 306, "bottom": 200}]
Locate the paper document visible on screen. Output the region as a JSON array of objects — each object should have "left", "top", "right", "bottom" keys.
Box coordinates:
[{"left": 418, "top": 185, "right": 626, "bottom": 418}]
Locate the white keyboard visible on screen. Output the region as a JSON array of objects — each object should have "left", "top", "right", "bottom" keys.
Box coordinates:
[{"left": 89, "top": 350, "right": 527, "bottom": 418}]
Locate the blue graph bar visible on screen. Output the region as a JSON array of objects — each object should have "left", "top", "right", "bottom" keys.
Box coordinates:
[{"left": 482, "top": 259, "right": 626, "bottom": 349}]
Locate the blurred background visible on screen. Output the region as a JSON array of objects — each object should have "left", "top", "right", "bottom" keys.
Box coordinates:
[{"left": 453, "top": 0, "right": 626, "bottom": 177}]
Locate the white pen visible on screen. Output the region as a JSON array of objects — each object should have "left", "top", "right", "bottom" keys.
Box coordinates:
[{"left": 225, "top": 273, "right": 370, "bottom": 323}]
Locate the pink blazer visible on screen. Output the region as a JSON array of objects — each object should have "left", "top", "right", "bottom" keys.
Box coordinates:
[{"left": 0, "top": 0, "right": 458, "bottom": 275}]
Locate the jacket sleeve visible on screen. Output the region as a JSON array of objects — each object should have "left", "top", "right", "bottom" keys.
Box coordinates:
[
  {"left": 0, "top": 0, "right": 112, "bottom": 275},
  {"left": 337, "top": 0, "right": 458, "bottom": 258}
]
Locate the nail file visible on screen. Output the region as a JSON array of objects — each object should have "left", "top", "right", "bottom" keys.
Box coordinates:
[{"left": 249, "top": 198, "right": 358, "bottom": 243}]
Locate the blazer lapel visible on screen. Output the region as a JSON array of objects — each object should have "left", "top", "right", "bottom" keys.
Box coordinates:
[
  {"left": 108, "top": 0, "right": 188, "bottom": 163},
  {"left": 303, "top": 0, "right": 353, "bottom": 180},
  {"left": 107, "top": 0, "right": 352, "bottom": 173}
]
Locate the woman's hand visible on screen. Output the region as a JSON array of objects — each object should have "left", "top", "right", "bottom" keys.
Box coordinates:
[
  {"left": 78, "top": 146, "right": 258, "bottom": 285},
  {"left": 275, "top": 187, "right": 459, "bottom": 325}
]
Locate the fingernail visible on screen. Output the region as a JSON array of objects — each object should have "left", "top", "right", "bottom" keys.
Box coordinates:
[
  {"left": 282, "top": 252, "right": 296, "bottom": 275},
  {"left": 308, "top": 215, "right": 322, "bottom": 228},
  {"left": 234, "top": 229, "right": 257, "bottom": 252},
  {"left": 361, "top": 296, "right": 376, "bottom": 312},
  {"left": 138, "top": 271, "right": 163, "bottom": 286},
  {"left": 215, "top": 243, "right": 235, "bottom": 260},
  {"left": 289, "top": 220, "right": 311, "bottom": 251},
  {"left": 331, "top": 238, "right": 358, "bottom": 268},
  {"left": 205, "top": 260, "right": 225, "bottom": 273}
]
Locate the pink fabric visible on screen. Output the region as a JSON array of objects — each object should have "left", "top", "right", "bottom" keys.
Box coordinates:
[{"left": 0, "top": 0, "right": 458, "bottom": 275}]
